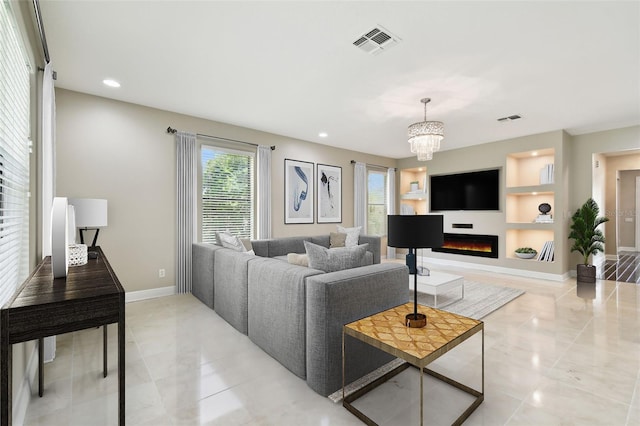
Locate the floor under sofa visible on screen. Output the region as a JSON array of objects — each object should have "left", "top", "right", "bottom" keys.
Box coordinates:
[{"left": 22, "top": 265, "right": 640, "bottom": 425}]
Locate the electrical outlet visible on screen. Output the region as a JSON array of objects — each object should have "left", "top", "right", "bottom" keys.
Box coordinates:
[{"left": 159, "top": 269, "right": 166, "bottom": 278}]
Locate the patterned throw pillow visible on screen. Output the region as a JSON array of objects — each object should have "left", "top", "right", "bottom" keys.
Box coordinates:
[
  {"left": 304, "top": 241, "right": 368, "bottom": 273},
  {"left": 337, "top": 225, "right": 361, "bottom": 247},
  {"left": 329, "top": 232, "right": 347, "bottom": 248}
]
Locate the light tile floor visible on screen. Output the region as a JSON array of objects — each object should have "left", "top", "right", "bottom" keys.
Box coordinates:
[{"left": 23, "top": 266, "right": 639, "bottom": 425}]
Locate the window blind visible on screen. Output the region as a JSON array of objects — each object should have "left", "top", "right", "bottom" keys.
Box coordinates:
[
  {"left": 0, "top": 2, "right": 31, "bottom": 305},
  {"left": 201, "top": 146, "right": 255, "bottom": 242}
]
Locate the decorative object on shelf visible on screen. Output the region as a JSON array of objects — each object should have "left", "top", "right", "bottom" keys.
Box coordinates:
[
  {"left": 568, "top": 198, "right": 609, "bottom": 283},
  {"left": 316, "top": 163, "right": 341, "bottom": 223},
  {"left": 68, "top": 244, "right": 88, "bottom": 266},
  {"left": 51, "top": 197, "right": 69, "bottom": 278},
  {"left": 284, "top": 159, "right": 314, "bottom": 224},
  {"left": 514, "top": 247, "right": 537, "bottom": 259},
  {"left": 535, "top": 202, "right": 553, "bottom": 223},
  {"left": 68, "top": 198, "right": 108, "bottom": 259},
  {"left": 407, "top": 98, "right": 444, "bottom": 161},
  {"left": 410, "top": 181, "right": 419, "bottom": 192},
  {"left": 537, "top": 241, "right": 555, "bottom": 262},
  {"left": 388, "top": 214, "right": 444, "bottom": 328},
  {"left": 539, "top": 163, "right": 554, "bottom": 184}
]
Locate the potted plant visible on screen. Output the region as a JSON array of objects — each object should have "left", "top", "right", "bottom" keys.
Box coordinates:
[
  {"left": 514, "top": 247, "right": 537, "bottom": 259},
  {"left": 568, "top": 198, "right": 609, "bottom": 283}
]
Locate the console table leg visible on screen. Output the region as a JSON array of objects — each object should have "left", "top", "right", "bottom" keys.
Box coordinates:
[
  {"left": 1, "top": 313, "right": 11, "bottom": 426},
  {"left": 103, "top": 326, "right": 107, "bottom": 378},
  {"left": 420, "top": 366, "right": 424, "bottom": 426},
  {"left": 39, "top": 338, "right": 44, "bottom": 397},
  {"left": 118, "top": 307, "right": 125, "bottom": 425}
]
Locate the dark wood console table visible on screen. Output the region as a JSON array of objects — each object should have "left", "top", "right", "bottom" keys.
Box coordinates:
[{"left": 1, "top": 247, "right": 125, "bottom": 425}]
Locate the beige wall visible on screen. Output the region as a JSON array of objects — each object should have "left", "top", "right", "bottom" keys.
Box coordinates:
[
  {"left": 397, "top": 130, "right": 570, "bottom": 276},
  {"left": 571, "top": 126, "right": 640, "bottom": 261},
  {"left": 55, "top": 89, "right": 395, "bottom": 293},
  {"left": 607, "top": 157, "right": 640, "bottom": 252}
]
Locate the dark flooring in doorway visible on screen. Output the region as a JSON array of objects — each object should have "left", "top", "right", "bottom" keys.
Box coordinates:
[{"left": 601, "top": 251, "right": 640, "bottom": 284}]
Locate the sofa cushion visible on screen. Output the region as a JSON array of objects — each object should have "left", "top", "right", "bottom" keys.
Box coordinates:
[
  {"left": 304, "top": 241, "right": 368, "bottom": 273},
  {"left": 329, "top": 232, "right": 346, "bottom": 248},
  {"left": 337, "top": 225, "right": 361, "bottom": 247}
]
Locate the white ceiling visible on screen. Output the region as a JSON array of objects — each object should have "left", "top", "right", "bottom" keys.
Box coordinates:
[{"left": 40, "top": 1, "right": 640, "bottom": 159}]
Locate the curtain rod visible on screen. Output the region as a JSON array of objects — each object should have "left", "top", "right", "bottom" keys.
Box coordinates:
[
  {"left": 167, "top": 127, "right": 275, "bottom": 150},
  {"left": 32, "top": 0, "right": 51, "bottom": 65},
  {"left": 350, "top": 160, "right": 396, "bottom": 171}
]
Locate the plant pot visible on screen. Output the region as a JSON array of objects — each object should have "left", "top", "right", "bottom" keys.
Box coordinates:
[{"left": 576, "top": 264, "right": 596, "bottom": 283}]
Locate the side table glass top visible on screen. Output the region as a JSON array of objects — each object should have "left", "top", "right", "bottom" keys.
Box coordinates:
[{"left": 344, "top": 302, "right": 482, "bottom": 367}]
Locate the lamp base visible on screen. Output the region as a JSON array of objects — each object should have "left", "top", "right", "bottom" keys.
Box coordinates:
[{"left": 405, "top": 313, "right": 427, "bottom": 328}]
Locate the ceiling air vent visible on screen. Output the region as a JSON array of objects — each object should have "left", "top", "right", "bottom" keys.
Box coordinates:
[
  {"left": 353, "top": 26, "right": 400, "bottom": 55},
  {"left": 497, "top": 114, "right": 522, "bottom": 122}
]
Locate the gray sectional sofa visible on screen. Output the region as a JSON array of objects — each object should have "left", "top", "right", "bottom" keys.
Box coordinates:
[{"left": 192, "top": 234, "right": 409, "bottom": 396}]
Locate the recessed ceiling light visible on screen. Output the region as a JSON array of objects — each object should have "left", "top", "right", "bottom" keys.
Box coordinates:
[
  {"left": 318, "top": 132, "right": 328, "bottom": 138},
  {"left": 103, "top": 79, "right": 121, "bottom": 88},
  {"left": 532, "top": 151, "right": 538, "bottom": 157}
]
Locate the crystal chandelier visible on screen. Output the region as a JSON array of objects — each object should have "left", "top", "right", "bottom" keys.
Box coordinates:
[{"left": 408, "top": 98, "right": 444, "bottom": 161}]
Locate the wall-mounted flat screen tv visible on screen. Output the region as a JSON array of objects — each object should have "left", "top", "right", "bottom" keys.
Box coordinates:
[{"left": 430, "top": 169, "right": 500, "bottom": 211}]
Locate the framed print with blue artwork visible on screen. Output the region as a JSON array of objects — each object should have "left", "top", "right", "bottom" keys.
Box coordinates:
[
  {"left": 316, "top": 163, "right": 342, "bottom": 223},
  {"left": 284, "top": 159, "right": 314, "bottom": 224}
]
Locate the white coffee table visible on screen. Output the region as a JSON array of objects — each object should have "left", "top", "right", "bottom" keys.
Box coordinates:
[{"left": 410, "top": 271, "right": 464, "bottom": 308}]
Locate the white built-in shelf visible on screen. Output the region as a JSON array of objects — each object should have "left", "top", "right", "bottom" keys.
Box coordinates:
[{"left": 401, "top": 192, "right": 427, "bottom": 200}]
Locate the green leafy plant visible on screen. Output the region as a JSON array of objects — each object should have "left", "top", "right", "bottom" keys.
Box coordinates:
[
  {"left": 568, "top": 198, "right": 609, "bottom": 265},
  {"left": 515, "top": 247, "right": 537, "bottom": 254}
]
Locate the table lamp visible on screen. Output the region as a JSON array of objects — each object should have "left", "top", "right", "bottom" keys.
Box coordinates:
[
  {"left": 68, "top": 198, "right": 108, "bottom": 259},
  {"left": 388, "top": 214, "right": 444, "bottom": 328}
]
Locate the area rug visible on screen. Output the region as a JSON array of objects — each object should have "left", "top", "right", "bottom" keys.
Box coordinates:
[{"left": 328, "top": 280, "right": 524, "bottom": 403}]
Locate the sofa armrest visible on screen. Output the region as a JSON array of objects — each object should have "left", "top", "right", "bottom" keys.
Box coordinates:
[
  {"left": 358, "top": 235, "right": 381, "bottom": 264},
  {"left": 192, "top": 243, "right": 225, "bottom": 309},
  {"left": 247, "top": 257, "right": 324, "bottom": 379},
  {"left": 305, "top": 263, "right": 409, "bottom": 396}
]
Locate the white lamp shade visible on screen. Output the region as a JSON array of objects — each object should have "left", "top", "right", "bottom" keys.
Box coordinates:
[
  {"left": 68, "top": 198, "right": 108, "bottom": 227},
  {"left": 67, "top": 205, "right": 76, "bottom": 244}
]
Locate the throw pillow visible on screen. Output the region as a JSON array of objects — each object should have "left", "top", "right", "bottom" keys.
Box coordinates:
[
  {"left": 329, "top": 232, "right": 347, "bottom": 248},
  {"left": 216, "top": 231, "right": 246, "bottom": 252},
  {"left": 287, "top": 253, "right": 309, "bottom": 267},
  {"left": 337, "top": 225, "right": 362, "bottom": 247},
  {"left": 240, "top": 238, "right": 254, "bottom": 252},
  {"left": 304, "top": 241, "right": 369, "bottom": 273}
]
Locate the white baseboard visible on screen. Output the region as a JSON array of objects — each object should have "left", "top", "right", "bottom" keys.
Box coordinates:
[
  {"left": 618, "top": 246, "right": 637, "bottom": 252},
  {"left": 13, "top": 342, "right": 39, "bottom": 426},
  {"left": 605, "top": 254, "right": 619, "bottom": 261},
  {"left": 408, "top": 256, "right": 569, "bottom": 282},
  {"left": 125, "top": 285, "right": 175, "bottom": 303}
]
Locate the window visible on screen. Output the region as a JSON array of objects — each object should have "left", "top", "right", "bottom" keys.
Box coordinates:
[
  {"left": 367, "top": 170, "right": 387, "bottom": 236},
  {"left": 201, "top": 145, "right": 255, "bottom": 242},
  {"left": 0, "top": 2, "right": 31, "bottom": 305}
]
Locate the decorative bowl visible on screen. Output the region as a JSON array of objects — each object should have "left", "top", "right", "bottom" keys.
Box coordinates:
[{"left": 515, "top": 252, "right": 536, "bottom": 259}]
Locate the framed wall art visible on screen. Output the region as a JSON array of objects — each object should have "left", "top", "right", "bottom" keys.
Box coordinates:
[
  {"left": 284, "top": 159, "right": 314, "bottom": 224},
  {"left": 316, "top": 163, "right": 342, "bottom": 223}
]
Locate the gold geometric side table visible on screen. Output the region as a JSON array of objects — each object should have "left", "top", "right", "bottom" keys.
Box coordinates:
[{"left": 342, "top": 302, "right": 484, "bottom": 426}]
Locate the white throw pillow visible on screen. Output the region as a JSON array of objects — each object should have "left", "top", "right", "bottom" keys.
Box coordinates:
[
  {"left": 216, "top": 231, "right": 246, "bottom": 252},
  {"left": 287, "top": 253, "right": 309, "bottom": 267},
  {"left": 304, "top": 241, "right": 368, "bottom": 273},
  {"left": 337, "top": 225, "right": 362, "bottom": 247}
]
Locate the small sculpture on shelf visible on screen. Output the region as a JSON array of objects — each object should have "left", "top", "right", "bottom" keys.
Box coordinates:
[{"left": 535, "top": 202, "right": 553, "bottom": 223}]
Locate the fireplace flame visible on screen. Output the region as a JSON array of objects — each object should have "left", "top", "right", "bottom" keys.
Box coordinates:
[{"left": 442, "top": 242, "right": 492, "bottom": 253}]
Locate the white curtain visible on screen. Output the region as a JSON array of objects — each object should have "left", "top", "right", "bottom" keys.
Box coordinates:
[
  {"left": 40, "top": 62, "right": 56, "bottom": 258},
  {"left": 353, "top": 162, "right": 367, "bottom": 229},
  {"left": 256, "top": 145, "right": 272, "bottom": 239},
  {"left": 176, "top": 131, "right": 197, "bottom": 293},
  {"left": 386, "top": 167, "right": 396, "bottom": 260},
  {"left": 40, "top": 62, "right": 57, "bottom": 362}
]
